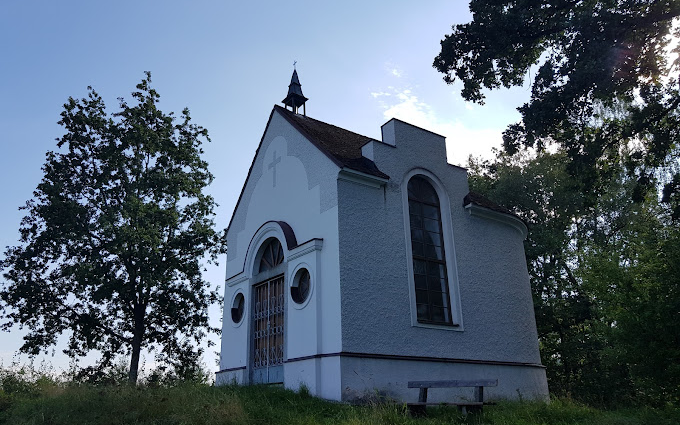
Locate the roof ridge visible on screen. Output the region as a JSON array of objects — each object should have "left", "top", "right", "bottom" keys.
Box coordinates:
[
  {"left": 272, "top": 105, "right": 388, "bottom": 179},
  {"left": 273, "top": 105, "right": 379, "bottom": 145}
]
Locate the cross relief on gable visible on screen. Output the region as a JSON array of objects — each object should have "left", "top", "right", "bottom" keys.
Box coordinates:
[{"left": 268, "top": 150, "right": 282, "bottom": 187}]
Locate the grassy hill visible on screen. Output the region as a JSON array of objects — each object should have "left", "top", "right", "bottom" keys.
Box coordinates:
[{"left": 1, "top": 371, "right": 678, "bottom": 424}]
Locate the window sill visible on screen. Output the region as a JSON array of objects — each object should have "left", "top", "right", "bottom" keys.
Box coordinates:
[{"left": 412, "top": 321, "right": 464, "bottom": 332}]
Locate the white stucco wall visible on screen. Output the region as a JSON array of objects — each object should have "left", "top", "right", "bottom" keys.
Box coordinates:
[
  {"left": 217, "top": 110, "right": 343, "bottom": 397},
  {"left": 336, "top": 119, "right": 547, "bottom": 401},
  {"left": 340, "top": 356, "right": 549, "bottom": 402}
]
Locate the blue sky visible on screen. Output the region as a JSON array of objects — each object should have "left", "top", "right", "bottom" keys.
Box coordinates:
[{"left": 0, "top": 1, "right": 530, "bottom": 373}]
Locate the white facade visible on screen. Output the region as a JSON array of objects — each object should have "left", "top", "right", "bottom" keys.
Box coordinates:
[{"left": 217, "top": 106, "right": 549, "bottom": 403}]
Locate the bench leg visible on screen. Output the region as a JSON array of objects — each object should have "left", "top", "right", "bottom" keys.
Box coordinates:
[
  {"left": 408, "top": 388, "right": 429, "bottom": 417},
  {"left": 472, "top": 385, "right": 484, "bottom": 414},
  {"left": 408, "top": 404, "right": 427, "bottom": 417},
  {"left": 458, "top": 405, "right": 482, "bottom": 416},
  {"left": 474, "top": 385, "right": 484, "bottom": 403}
]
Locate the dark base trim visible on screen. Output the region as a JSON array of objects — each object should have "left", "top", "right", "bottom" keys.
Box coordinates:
[
  {"left": 285, "top": 351, "right": 545, "bottom": 369},
  {"left": 216, "top": 366, "right": 246, "bottom": 374}
]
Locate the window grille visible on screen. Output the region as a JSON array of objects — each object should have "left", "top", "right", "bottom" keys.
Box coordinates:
[
  {"left": 259, "top": 238, "right": 284, "bottom": 273},
  {"left": 408, "top": 176, "right": 453, "bottom": 325},
  {"left": 252, "top": 275, "right": 285, "bottom": 373}
]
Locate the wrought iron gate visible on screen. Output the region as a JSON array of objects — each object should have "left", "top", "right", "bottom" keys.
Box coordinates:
[{"left": 251, "top": 275, "right": 285, "bottom": 383}]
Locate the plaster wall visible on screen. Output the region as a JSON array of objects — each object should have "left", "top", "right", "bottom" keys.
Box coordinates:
[
  {"left": 340, "top": 357, "right": 548, "bottom": 403},
  {"left": 218, "top": 111, "right": 343, "bottom": 390},
  {"left": 337, "top": 119, "right": 543, "bottom": 367},
  {"left": 284, "top": 356, "right": 342, "bottom": 401},
  {"left": 215, "top": 368, "right": 246, "bottom": 386},
  {"left": 283, "top": 358, "right": 317, "bottom": 393}
]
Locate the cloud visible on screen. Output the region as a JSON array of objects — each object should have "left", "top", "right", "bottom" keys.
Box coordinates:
[
  {"left": 375, "top": 87, "right": 503, "bottom": 166},
  {"left": 383, "top": 62, "right": 404, "bottom": 79},
  {"left": 370, "top": 91, "right": 391, "bottom": 98}
]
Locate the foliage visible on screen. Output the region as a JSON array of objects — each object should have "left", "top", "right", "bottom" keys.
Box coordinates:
[
  {"left": 67, "top": 358, "right": 132, "bottom": 386},
  {"left": 0, "top": 376, "right": 678, "bottom": 425},
  {"left": 144, "top": 354, "right": 211, "bottom": 387},
  {"left": 0, "top": 73, "right": 225, "bottom": 383},
  {"left": 581, "top": 210, "right": 680, "bottom": 404},
  {"left": 439, "top": 0, "right": 680, "bottom": 407},
  {"left": 0, "top": 366, "right": 55, "bottom": 398},
  {"left": 435, "top": 0, "right": 680, "bottom": 206},
  {"left": 468, "top": 151, "right": 608, "bottom": 402},
  {"left": 0, "top": 362, "right": 59, "bottom": 414},
  {"left": 468, "top": 149, "right": 680, "bottom": 406}
]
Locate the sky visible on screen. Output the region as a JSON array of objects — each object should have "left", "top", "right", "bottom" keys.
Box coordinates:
[{"left": 0, "top": 1, "right": 531, "bottom": 375}]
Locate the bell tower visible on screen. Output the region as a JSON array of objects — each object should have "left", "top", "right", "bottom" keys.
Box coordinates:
[{"left": 282, "top": 66, "right": 308, "bottom": 115}]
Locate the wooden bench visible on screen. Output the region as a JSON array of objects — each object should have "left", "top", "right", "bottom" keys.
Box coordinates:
[{"left": 407, "top": 379, "right": 498, "bottom": 416}]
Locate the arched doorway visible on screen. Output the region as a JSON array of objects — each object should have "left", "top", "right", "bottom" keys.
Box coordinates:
[{"left": 251, "top": 237, "right": 285, "bottom": 384}]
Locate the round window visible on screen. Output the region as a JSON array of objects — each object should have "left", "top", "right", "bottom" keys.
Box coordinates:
[
  {"left": 231, "top": 293, "right": 245, "bottom": 323},
  {"left": 291, "top": 269, "right": 311, "bottom": 304}
]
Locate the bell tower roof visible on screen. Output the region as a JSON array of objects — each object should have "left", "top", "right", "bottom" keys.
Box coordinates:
[{"left": 282, "top": 67, "right": 308, "bottom": 115}]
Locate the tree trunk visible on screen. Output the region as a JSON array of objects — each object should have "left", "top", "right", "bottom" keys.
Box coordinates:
[
  {"left": 128, "top": 304, "right": 145, "bottom": 384},
  {"left": 129, "top": 335, "right": 141, "bottom": 383}
]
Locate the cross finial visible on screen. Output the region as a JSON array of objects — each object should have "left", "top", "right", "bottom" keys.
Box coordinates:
[{"left": 293, "top": 60, "right": 297, "bottom": 70}]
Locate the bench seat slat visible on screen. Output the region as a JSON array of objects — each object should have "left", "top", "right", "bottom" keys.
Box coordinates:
[
  {"left": 407, "top": 379, "right": 498, "bottom": 388},
  {"left": 408, "top": 401, "right": 497, "bottom": 406},
  {"left": 407, "top": 401, "right": 484, "bottom": 406}
]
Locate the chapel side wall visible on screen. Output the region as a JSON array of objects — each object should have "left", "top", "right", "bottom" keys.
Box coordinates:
[
  {"left": 340, "top": 357, "right": 549, "bottom": 402},
  {"left": 219, "top": 112, "right": 342, "bottom": 398},
  {"left": 337, "top": 120, "right": 543, "bottom": 367}
]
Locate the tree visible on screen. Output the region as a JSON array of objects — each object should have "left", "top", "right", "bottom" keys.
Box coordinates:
[
  {"left": 580, "top": 193, "right": 680, "bottom": 405},
  {"left": 435, "top": 0, "right": 680, "bottom": 205},
  {"left": 445, "top": 3, "right": 680, "bottom": 404},
  {"left": 468, "top": 147, "right": 680, "bottom": 405},
  {"left": 468, "top": 151, "right": 610, "bottom": 401},
  {"left": 0, "top": 73, "right": 225, "bottom": 383}
]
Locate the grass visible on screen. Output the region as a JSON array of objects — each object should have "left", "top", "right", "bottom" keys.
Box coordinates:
[{"left": 1, "top": 373, "right": 678, "bottom": 425}]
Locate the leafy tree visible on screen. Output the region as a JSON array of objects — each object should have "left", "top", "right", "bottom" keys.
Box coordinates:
[
  {"left": 440, "top": 2, "right": 680, "bottom": 405},
  {"left": 0, "top": 73, "right": 225, "bottom": 383},
  {"left": 580, "top": 196, "right": 680, "bottom": 405},
  {"left": 468, "top": 151, "right": 609, "bottom": 401},
  {"left": 435, "top": 0, "right": 680, "bottom": 204},
  {"left": 469, "top": 148, "right": 680, "bottom": 405}
]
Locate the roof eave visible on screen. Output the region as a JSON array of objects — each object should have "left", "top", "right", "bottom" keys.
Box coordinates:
[
  {"left": 463, "top": 203, "right": 528, "bottom": 239},
  {"left": 225, "top": 108, "right": 278, "bottom": 234},
  {"left": 338, "top": 167, "right": 389, "bottom": 188}
]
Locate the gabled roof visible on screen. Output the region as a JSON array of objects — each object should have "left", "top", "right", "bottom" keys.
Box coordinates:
[
  {"left": 274, "top": 105, "right": 389, "bottom": 179},
  {"left": 226, "top": 106, "right": 389, "bottom": 233}
]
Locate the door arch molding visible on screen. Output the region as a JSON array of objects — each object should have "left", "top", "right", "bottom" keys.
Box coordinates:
[{"left": 241, "top": 221, "right": 298, "bottom": 280}]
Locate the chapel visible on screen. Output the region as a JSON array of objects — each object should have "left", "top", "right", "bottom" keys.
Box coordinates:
[{"left": 216, "top": 70, "right": 549, "bottom": 402}]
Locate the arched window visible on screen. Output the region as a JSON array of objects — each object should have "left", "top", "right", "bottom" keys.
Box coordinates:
[
  {"left": 408, "top": 176, "right": 453, "bottom": 325},
  {"left": 258, "top": 238, "right": 284, "bottom": 273}
]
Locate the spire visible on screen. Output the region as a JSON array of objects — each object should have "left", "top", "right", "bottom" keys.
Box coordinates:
[{"left": 282, "top": 66, "right": 308, "bottom": 115}]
